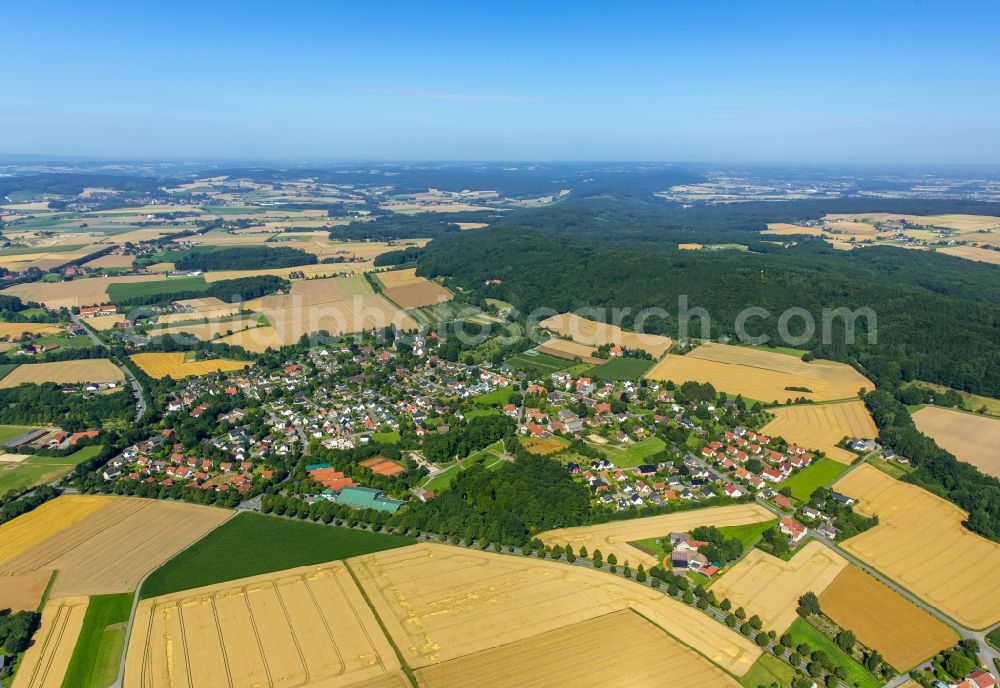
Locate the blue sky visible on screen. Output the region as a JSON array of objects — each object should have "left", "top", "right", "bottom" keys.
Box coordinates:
[{"left": 2, "top": 0, "right": 998, "bottom": 163}]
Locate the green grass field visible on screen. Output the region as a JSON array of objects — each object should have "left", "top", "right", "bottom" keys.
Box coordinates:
[
  {"left": 586, "top": 357, "right": 654, "bottom": 381},
  {"left": 0, "top": 424, "right": 37, "bottom": 445},
  {"left": 107, "top": 275, "right": 209, "bottom": 304},
  {"left": 786, "top": 618, "right": 879, "bottom": 688},
  {"left": 60, "top": 593, "right": 132, "bottom": 688},
  {"left": 868, "top": 456, "right": 914, "bottom": 479},
  {"left": 503, "top": 350, "right": 572, "bottom": 376},
  {"left": 740, "top": 653, "right": 800, "bottom": 688},
  {"left": 906, "top": 380, "right": 1000, "bottom": 418},
  {"left": 597, "top": 436, "right": 666, "bottom": 468},
  {"left": 421, "top": 441, "right": 506, "bottom": 492},
  {"left": 987, "top": 626, "right": 1000, "bottom": 651},
  {"left": 140, "top": 512, "right": 413, "bottom": 598},
  {"left": 0, "top": 243, "right": 87, "bottom": 256},
  {"left": 472, "top": 385, "right": 514, "bottom": 407},
  {"left": 719, "top": 519, "right": 779, "bottom": 549},
  {"left": 0, "top": 445, "right": 103, "bottom": 494},
  {"left": 778, "top": 458, "right": 849, "bottom": 502},
  {"left": 371, "top": 430, "right": 401, "bottom": 444}
]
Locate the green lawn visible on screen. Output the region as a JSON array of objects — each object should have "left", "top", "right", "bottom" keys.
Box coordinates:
[
  {"left": 868, "top": 456, "right": 915, "bottom": 479},
  {"left": 140, "top": 512, "right": 412, "bottom": 598},
  {"left": 778, "top": 458, "right": 849, "bottom": 502},
  {"left": 740, "top": 653, "right": 800, "bottom": 688},
  {"left": 719, "top": 519, "right": 779, "bottom": 549},
  {"left": 586, "top": 357, "right": 654, "bottom": 381},
  {"left": 0, "top": 445, "right": 103, "bottom": 494},
  {"left": 986, "top": 626, "right": 1000, "bottom": 651},
  {"left": 786, "top": 618, "right": 879, "bottom": 688},
  {"left": 472, "top": 385, "right": 514, "bottom": 407},
  {"left": 371, "top": 430, "right": 401, "bottom": 444},
  {"left": 107, "top": 276, "right": 209, "bottom": 304},
  {"left": 421, "top": 441, "right": 505, "bottom": 492},
  {"left": 60, "top": 593, "right": 132, "bottom": 688},
  {"left": 465, "top": 408, "right": 501, "bottom": 419},
  {"left": 503, "top": 351, "right": 572, "bottom": 376},
  {"left": 598, "top": 436, "right": 666, "bottom": 467},
  {"left": 0, "top": 424, "right": 37, "bottom": 445}
]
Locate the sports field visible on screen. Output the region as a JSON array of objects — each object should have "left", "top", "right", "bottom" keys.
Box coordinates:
[
  {"left": 11, "top": 596, "right": 89, "bottom": 688},
  {"left": 820, "top": 564, "right": 958, "bottom": 670},
  {"left": 126, "top": 561, "right": 402, "bottom": 688},
  {"left": 0, "top": 497, "right": 232, "bottom": 598},
  {"left": 539, "top": 503, "right": 776, "bottom": 567},
  {"left": 140, "top": 512, "right": 413, "bottom": 598},
  {"left": 0, "top": 359, "right": 124, "bottom": 388},
  {"left": 912, "top": 405, "right": 1000, "bottom": 477},
  {"left": 645, "top": 342, "right": 873, "bottom": 403},
  {"left": 777, "top": 458, "right": 849, "bottom": 502},
  {"left": 540, "top": 312, "right": 673, "bottom": 357},
  {"left": 711, "top": 541, "right": 848, "bottom": 633},
  {"left": 835, "top": 464, "right": 1000, "bottom": 629},
  {"left": 351, "top": 543, "right": 761, "bottom": 675},
  {"left": 129, "top": 351, "right": 250, "bottom": 378},
  {"left": 414, "top": 610, "right": 740, "bottom": 688},
  {"left": 761, "top": 400, "right": 877, "bottom": 463}
]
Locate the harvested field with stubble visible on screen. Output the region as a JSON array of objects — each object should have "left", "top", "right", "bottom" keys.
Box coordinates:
[
  {"left": 145, "top": 315, "right": 259, "bottom": 342},
  {"left": 711, "top": 541, "right": 848, "bottom": 633},
  {"left": 11, "top": 597, "right": 89, "bottom": 688},
  {"left": 646, "top": 342, "right": 873, "bottom": 402},
  {"left": 761, "top": 400, "right": 877, "bottom": 463},
  {"left": 0, "top": 322, "right": 62, "bottom": 339},
  {"left": 539, "top": 503, "right": 776, "bottom": 567},
  {"left": 0, "top": 358, "right": 124, "bottom": 388},
  {"left": 820, "top": 564, "right": 958, "bottom": 670},
  {"left": 0, "top": 570, "right": 52, "bottom": 612},
  {"left": 0, "top": 497, "right": 232, "bottom": 597},
  {"left": 351, "top": 543, "right": 761, "bottom": 675},
  {"left": 125, "top": 560, "right": 402, "bottom": 688},
  {"left": 540, "top": 312, "right": 673, "bottom": 357},
  {"left": 835, "top": 464, "right": 1000, "bottom": 629},
  {"left": 912, "top": 406, "right": 1000, "bottom": 477},
  {"left": 536, "top": 337, "right": 602, "bottom": 363},
  {"left": 376, "top": 268, "right": 453, "bottom": 309},
  {"left": 414, "top": 610, "right": 741, "bottom": 688},
  {"left": 0, "top": 495, "right": 110, "bottom": 564},
  {"left": 1, "top": 275, "right": 161, "bottom": 308},
  {"left": 130, "top": 351, "right": 251, "bottom": 378}
]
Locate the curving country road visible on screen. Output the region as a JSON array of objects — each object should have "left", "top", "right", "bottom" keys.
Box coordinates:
[{"left": 70, "top": 314, "right": 146, "bottom": 421}]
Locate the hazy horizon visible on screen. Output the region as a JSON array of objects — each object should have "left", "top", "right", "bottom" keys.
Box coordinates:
[{"left": 2, "top": 0, "right": 999, "bottom": 164}]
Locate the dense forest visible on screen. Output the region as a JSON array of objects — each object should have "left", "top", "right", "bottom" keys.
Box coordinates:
[
  {"left": 372, "top": 246, "right": 425, "bottom": 266},
  {"left": 174, "top": 246, "right": 316, "bottom": 271},
  {"left": 0, "top": 385, "right": 134, "bottom": 430},
  {"left": 329, "top": 213, "right": 492, "bottom": 241},
  {"left": 418, "top": 199, "right": 1000, "bottom": 398}
]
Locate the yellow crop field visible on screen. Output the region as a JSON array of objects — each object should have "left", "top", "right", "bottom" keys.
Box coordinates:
[
  {"left": 0, "top": 359, "right": 124, "bottom": 388},
  {"left": 125, "top": 560, "right": 400, "bottom": 688},
  {"left": 826, "top": 212, "right": 1000, "bottom": 233},
  {"left": 414, "top": 610, "right": 741, "bottom": 688},
  {"left": 129, "top": 351, "right": 250, "bottom": 378},
  {"left": 0, "top": 496, "right": 111, "bottom": 565},
  {"left": 1, "top": 497, "right": 231, "bottom": 597},
  {"left": 540, "top": 312, "right": 673, "bottom": 357},
  {"left": 936, "top": 245, "right": 1000, "bottom": 265},
  {"left": 202, "top": 262, "right": 371, "bottom": 282},
  {"left": 351, "top": 543, "right": 761, "bottom": 675},
  {"left": 156, "top": 305, "right": 242, "bottom": 323},
  {"left": 146, "top": 316, "right": 259, "bottom": 342},
  {"left": 0, "top": 322, "right": 62, "bottom": 339},
  {"left": 761, "top": 400, "right": 877, "bottom": 463},
  {"left": 834, "top": 464, "right": 1000, "bottom": 629},
  {"left": 522, "top": 437, "right": 567, "bottom": 455},
  {"left": 0, "top": 571, "right": 53, "bottom": 613},
  {"left": 711, "top": 541, "right": 848, "bottom": 633},
  {"left": 1, "top": 275, "right": 161, "bottom": 308},
  {"left": 646, "top": 342, "right": 873, "bottom": 403},
  {"left": 83, "top": 253, "right": 135, "bottom": 269},
  {"left": 763, "top": 223, "right": 827, "bottom": 236},
  {"left": 912, "top": 406, "right": 1000, "bottom": 478},
  {"left": 85, "top": 313, "right": 126, "bottom": 330},
  {"left": 11, "top": 597, "right": 89, "bottom": 688},
  {"left": 540, "top": 503, "right": 776, "bottom": 567},
  {"left": 376, "top": 268, "right": 453, "bottom": 308},
  {"left": 820, "top": 564, "right": 958, "bottom": 670}
]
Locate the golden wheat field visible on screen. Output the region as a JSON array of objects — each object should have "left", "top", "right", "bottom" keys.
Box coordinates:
[
  {"left": 646, "top": 343, "right": 873, "bottom": 403},
  {"left": 146, "top": 316, "right": 259, "bottom": 343},
  {"left": 414, "top": 610, "right": 740, "bottom": 688},
  {"left": 129, "top": 352, "right": 251, "bottom": 378},
  {"left": 156, "top": 306, "right": 242, "bottom": 324},
  {"left": 350, "top": 543, "right": 761, "bottom": 675},
  {"left": 202, "top": 262, "right": 371, "bottom": 282},
  {"left": 536, "top": 337, "right": 603, "bottom": 363},
  {"left": 125, "top": 560, "right": 402, "bottom": 688},
  {"left": 912, "top": 406, "right": 1000, "bottom": 478},
  {"left": 825, "top": 212, "right": 1000, "bottom": 233},
  {"left": 83, "top": 253, "right": 135, "bottom": 269},
  {"left": 11, "top": 597, "right": 89, "bottom": 688},
  {"left": 0, "top": 322, "right": 62, "bottom": 339},
  {"left": 0, "top": 359, "right": 125, "bottom": 388},
  {"left": 761, "top": 400, "right": 877, "bottom": 463},
  {"left": 377, "top": 269, "right": 453, "bottom": 310},
  {"left": 540, "top": 312, "right": 673, "bottom": 357},
  {"left": 0, "top": 498, "right": 232, "bottom": 597},
  {"left": 0, "top": 496, "right": 111, "bottom": 565},
  {"left": 1, "top": 275, "right": 161, "bottom": 308},
  {"left": 84, "top": 313, "right": 126, "bottom": 330},
  {"left": 820, "top": 564, "right": 958, "bottom": 670},
  {"left": 711, "top": 541, "right": 848, "bottom": 633},
  {"left": 834, "top": 464, "right": 1000, "bottom": 629},
  {"left": 540, "top": 503, "right": 776, "bottom": 567},
  {"left": 935, "top": 245, "right": 1000, "bottom": 265},
  {"left": 763, "top": 223, "right": 827, "bottom": 236}
]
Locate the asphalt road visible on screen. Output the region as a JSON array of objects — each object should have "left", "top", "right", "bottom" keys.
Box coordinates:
[{"left": 70, "top": 314, "right": 146, "bottom": 421}]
